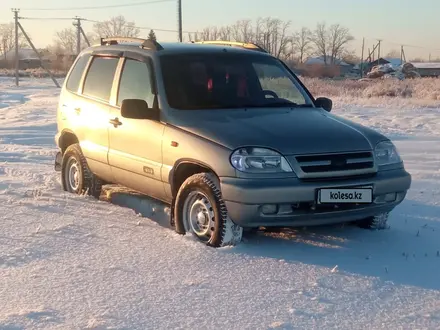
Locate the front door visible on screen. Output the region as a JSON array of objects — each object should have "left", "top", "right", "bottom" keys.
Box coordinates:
[
  {"left": 108, "top": 57, "right": 167, "bottom": 202},
  {"left": 71, "top": 54, "right": 120, "bottom": 181}
]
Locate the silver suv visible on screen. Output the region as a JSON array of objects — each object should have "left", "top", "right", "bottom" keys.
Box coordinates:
[{"left": 54, "top": 37, "right": 412, "bottom": 247}]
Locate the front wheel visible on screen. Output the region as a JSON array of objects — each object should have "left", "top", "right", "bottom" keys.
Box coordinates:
[{"left": 174, "top": 172, "right": 243, "bottom": 247}]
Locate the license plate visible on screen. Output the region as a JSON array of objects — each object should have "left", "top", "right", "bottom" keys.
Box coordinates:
[{"left": 318, "top": 188, "right": 372, "bottom": 204}]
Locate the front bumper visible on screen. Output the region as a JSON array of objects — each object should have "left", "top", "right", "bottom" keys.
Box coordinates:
[
  {"left": 54, "top": 151, "right": 62, "bottom": 171},
  {"left": 220, "top": 169, "right": 411, "bottom": 227}
]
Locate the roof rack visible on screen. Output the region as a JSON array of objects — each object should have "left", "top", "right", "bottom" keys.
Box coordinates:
[
  {"left": 193, "top": 40, "right": 267, "bottom": 53},
  {"left": 100, "top": 37, "right": 164, "bottom": 51}
]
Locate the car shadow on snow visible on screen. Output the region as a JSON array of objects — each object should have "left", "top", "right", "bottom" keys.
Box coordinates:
[
  {"left": 0, "top": 308, "right": 64, "bottom": 330},
  {"left": 102, "top": 188, "right": 440, "bottom": 291},
  {"left": 228, "top": 200, "right": 440, "bottom": 291},
  {"left": 102, "top": 186, "right": 172, "bottom": 230}
]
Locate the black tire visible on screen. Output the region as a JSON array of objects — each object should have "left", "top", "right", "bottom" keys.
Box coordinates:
[
  {"left": 356, "top": 212, "right": 390, "bottom": 230},
  {"left": 61, "top": 143, "right": 103, "bottom": 199},
  {"left": 174, "top": 172, "right": 243, "bottom": 247}
]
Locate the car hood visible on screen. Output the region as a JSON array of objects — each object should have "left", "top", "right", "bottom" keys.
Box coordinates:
[{"left": 167, "top": 108, "right": 386, "bottom": 155}]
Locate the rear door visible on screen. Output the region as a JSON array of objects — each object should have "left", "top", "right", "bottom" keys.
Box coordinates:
[
  {"left": 58, "top": 53, "right": 92, "bottom": 141},
  {"left": 107, "top": 54, "right": 167, "bottom": 202}
]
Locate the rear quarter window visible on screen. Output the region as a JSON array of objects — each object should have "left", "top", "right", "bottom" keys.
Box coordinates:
[
  {"left": 82, "top": 56, "right": 119, "bottom": 102},
  {"left": 66, "top": 53, "right": 91, "bottom": 93}
]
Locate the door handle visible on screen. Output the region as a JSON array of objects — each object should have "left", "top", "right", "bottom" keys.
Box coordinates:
[{"left": 109, "top": 117, "right": 122, "bottom": 127}]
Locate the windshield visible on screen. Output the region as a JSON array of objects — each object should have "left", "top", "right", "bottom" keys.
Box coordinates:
[{"left": 159, "top": 53, "right": 314, "bottom": 110}]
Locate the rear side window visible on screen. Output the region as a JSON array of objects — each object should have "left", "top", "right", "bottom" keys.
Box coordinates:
[
  {"left": 117, "top": 59, "right": 154, "bottom": 107},
  {"left": 83, "top": 56, "right": 119, "bottom": 102},
  {"left": 66, "top": 53, "right": 91, "bottom": 92}
]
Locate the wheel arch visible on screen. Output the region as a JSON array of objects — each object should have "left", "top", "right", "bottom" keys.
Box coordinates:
[
  {"left": 58, "top": 129, "right": 79, "bottom": 154},
  {"left": 170, "top": 159, "right": 219, "bottom": 198}
]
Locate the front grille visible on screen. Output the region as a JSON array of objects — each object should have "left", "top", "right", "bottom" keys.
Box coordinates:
[
  {"left": 289, "top": 151, "right": 376, "bottom": 179},
  {"left": 300, "top": 173, "right": 377, "bottom": 182}
]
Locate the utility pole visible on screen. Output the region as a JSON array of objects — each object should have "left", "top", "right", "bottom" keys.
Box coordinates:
[
  {"left": 377, "top": 39, "right": 382, "bottom": 61},
  {"left": 16, "top": 20, "right": 60, "bottom": 87},
  {"left": 400, "top": 45, "right": 403, "bottom": 64},
  {"left": 73, "top": 16, "right": 81, "bottom": 56},
  {"left": 12, "top": 8, "right": 19, "bottom": 87},
  {"left": 360, "top": 37, "right": 365, "bottom": 78},
  {"left": 177, "top": 0, "right": 182, "bottom": 42}
]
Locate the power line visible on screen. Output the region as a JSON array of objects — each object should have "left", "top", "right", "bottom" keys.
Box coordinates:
[
  {"left": 19, "top": 17, "right": 75, "bottom": 21},
  {"left": 135, "top": 25, "right": 197, "bottom": 34},
  {"left": 13, "top": 15, "right": 198, "bottom": 35},
  {"left": 5, "top": 14, "right": 194, "bottom": 34},
  {"left": 19, "top": 0, "right": 174, "bottom": 11},
  {"left": 355, "top": 36, "right": 440, "bottom": 52},
  {"left": 80, "top": 18, "right": 197, "bottom": 34}
]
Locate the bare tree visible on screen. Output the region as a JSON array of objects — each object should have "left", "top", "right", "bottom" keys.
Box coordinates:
[
  {"left": 274, "top": 19, "right": 292, "bottom": 58},
  {"left": 259, "top": 18, "right": 275, "bottom": 53},
  {"left": 194, "top": 17, "right": 353, "bottom": 63},
  {"left": 240, "top": 19, "right": 254, "bottom": 42},
  {"left": 311, "top": 22, "right": 353, "bottom": 64},
  {"left": 51, "top": 28, "right": 95, "bottom": 55},
  {"left": 0, "top": 23, "right": 27, "bottom": 61},
  {"left": 311, "top": 22, "right": 329, "bottom": 63},
  {"left": 386, "top": 49, "right": 401, "bottom": 58},
  {"left": 219, "top": 26, "right": 232, "bottom": 40},
  {"left": 328, "top": 23, "right": 354, "bottom": 62},
  {"left": 200, "top": 26, "right": 220, "bottom": 40},
  {"left": 93, "top": 15, "right": 140, "bottom": 38},
  {"left": 52, "top": 28, "right": 77, "bottom": 55},
  {"left": 251, "top": 18, "right": 291, "bottom": 58},
  {"left": 291, "top": 27, "right": 313, "bottom": 63},
  {"left": 229, "top": 19, "right": 253, "bottom": 42}
]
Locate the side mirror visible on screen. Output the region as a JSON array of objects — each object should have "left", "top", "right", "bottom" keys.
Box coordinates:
[
  {"left": 120, "top": 99, "right": 159, "bottom": 121},
  {"left": 315, "top": 97, "right": 333, "bottom": 112}
]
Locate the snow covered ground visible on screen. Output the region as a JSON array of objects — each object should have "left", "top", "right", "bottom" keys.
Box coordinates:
[{"left": 0, "top": 78, "right": 439, "bottom": 330}]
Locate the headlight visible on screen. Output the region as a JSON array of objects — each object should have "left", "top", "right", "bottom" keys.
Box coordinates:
[
  {"left": 230, "top": 147, "right": 293, "bottom": 173},
  {"left": 374, "top": 141, "right": 402, "bottom": 166}
]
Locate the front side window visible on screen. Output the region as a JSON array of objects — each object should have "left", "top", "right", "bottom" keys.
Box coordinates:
[
  {"left": 253, "top": 62, "right": 307, "bottom": 105},
  {"left": 82, "top": 56, "right": 119, "bottom": 102},
  {"left": 117, "top": 59, "right": 154, "bottom": 107},
  {"left": 159, "top": 53, "right": 312, "bottom": 110}
]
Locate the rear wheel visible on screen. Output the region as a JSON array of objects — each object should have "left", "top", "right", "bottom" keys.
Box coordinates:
[
  {"left": 356, "top": 212, "right": 390, "bottom": 230},
  {"left": 61, "top": 143, "right": 103, "bottom": 199},
  {"left": 174, "top": 172, "right": 243, "bottom": 247}
]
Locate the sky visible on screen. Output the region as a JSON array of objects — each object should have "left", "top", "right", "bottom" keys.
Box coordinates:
[{"left": 1, "top": 0, "right": 439, "bottom": 60}]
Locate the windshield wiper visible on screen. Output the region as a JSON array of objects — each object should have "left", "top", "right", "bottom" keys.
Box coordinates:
[
  {"left": 264, "top": 101, "right": 314, "bottom": 108},
  {"left": 264, "top": 100, "right": 297, "bottom": 107}
]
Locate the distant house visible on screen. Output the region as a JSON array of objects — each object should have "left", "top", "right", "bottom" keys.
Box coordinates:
[
  {"left": 410, "top": 62, "right": 440, "bottom": 77},
  {"left": 368, "top": 57, "right": 403, "bottom": 69},
  {"left": 352, "top": 61, "right": 370, "bottom": 74},
  {"left": 2, "top": 48, "right": 50, "bottom": 69},
  {"left": 49, "top": 53, "right": 77, "bottom": 71},
  {"left": 303, "top": 55, "right": 353, "bottom": 77}
]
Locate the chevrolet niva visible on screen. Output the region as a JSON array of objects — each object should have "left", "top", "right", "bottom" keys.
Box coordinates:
[{"left": 54, "top": 38, "right": 412, "bottom": 247}]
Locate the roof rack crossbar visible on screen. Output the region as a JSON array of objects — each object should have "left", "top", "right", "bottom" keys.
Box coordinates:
[
  {"left": 193, "top": 40, "right": 267, "bottom": 53},
  {"left": 100, "top": 37, "right": 163, "bottom": 51}
]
